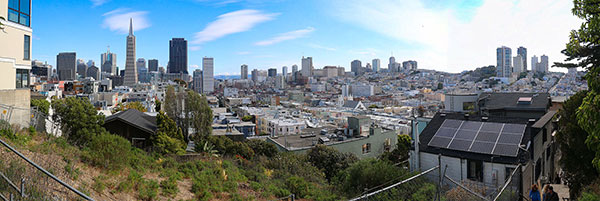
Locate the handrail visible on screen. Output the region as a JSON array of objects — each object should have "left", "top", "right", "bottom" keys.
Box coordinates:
[
  {"left": 493, "top": 164, "right": 522, "bottom": 201},
  {"left": 348, "top": 165, "right": 439, "bottom": 201},
  {"left": 0, "top": 138, "right": 94, "bottom": 200}
]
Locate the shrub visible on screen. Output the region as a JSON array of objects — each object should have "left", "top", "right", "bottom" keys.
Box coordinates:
[
  {"left": 285, "top": 176, "right": 310, "bottom": 198},
  {"left": 51, "top": 97, "right": 107, "bottom": 147},
  {"left": 82, "top": 132, "right": 131, "bottom": 170},
  {"left": 246, "top": 139, "right": 278, "bottom": 157},
  {"left": 266, "top": 183, "right": 291, "bottom": 198},
  {"left": 335, "top": 158, "right": 409, "bottom": 197},
  {"left": 226, "top": 142, "right": 255, "bottom": 159},
  {"left": 307, "top": 145, "right": 357, "bottom": 181},
  {"left": 138, "top": 179, "right": 159, "bottom": 201},
  {"left": 92, "top": 175, "right": 107, "bottom": 193},
  {"left": 160, "top": 177, "right": 179, "bottom": 197}
]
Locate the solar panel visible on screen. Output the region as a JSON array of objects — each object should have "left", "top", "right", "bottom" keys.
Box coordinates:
[
  {"left": 428, "top": 136, "right": 452, "bottom": 148},
  {"left": 441, "top": 119, "right": 463, "bottom": 129},
  {"left": 455, "top": 130, "right": 477, "bottom": 140},
  {"left": 428, "top": 119, "right": 526, "bottom": 157},
  {"left": 502, "top": 124, "right": 526, "bottom": 134},
  {"left": 492, "top": 143, "right": 519, "bottom": 157},
  {"left": 469, "top": 141, "right": 495, "bottom": 154}
]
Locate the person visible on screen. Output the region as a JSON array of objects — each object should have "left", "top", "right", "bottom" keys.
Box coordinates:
[
  {"left": 529, "top": 184, "right": 541, "bottom": 201},
  {"left": 544, "top": 185, "right": 559, "bottom": 201},
  {"left": 542, "top": 184, "right": 549, "bottom": 201}
]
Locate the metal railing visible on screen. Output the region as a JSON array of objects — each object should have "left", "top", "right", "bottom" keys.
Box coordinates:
[{"left": 0, "top": 138, "right": 94, "bottom": 200}]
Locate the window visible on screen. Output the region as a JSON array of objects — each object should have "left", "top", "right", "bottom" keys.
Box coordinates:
[
  {"left": 24, "top": 35, "right": 30, "bottom": 60},
  {"left": 362, "top": 143, "right": 371, "bottom": 154},
  {"left": 467, "top": 159, "right": 483, "bottom": 182},
  {"left": 15, "top": 69, "right": 29, "bottom": 88},
  {"left": 542, "top": 128, "right": 547, "bottom": 143},
  {"left": 384, "top": 138, "right": 391, "bottom": 152},
  {"left": 7, "top": 0, "right": 30, "bottom": 26}
]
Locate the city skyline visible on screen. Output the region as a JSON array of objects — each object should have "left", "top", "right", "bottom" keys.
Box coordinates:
[{"left": 31, "top": 0, "right": 580, "bottom": 75}]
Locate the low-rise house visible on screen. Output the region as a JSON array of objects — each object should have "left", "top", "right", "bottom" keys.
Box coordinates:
[{"left": 104, "top": 109, "right": 156, "bottom": 148}]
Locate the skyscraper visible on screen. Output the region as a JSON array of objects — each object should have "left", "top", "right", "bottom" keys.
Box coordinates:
[
  {"left": 86, "top": 60, "right": 95, "bottom": 68},
  {"left": 268, "top": 68, "right": 277, "bottom": 77},
  {"left": 241, "top": 64, "right": 248, "bottom": 80},
  {"left": 388, "top": 56, "right": 396, "bottom": 72},
  {"left": 193, "top": 69, "right": 203, "bottom": 93},
  {"left": 301, "top": 56, "right": 313, "bottom": 77},
  {"left": 531, "top": 55, "right": 538, "bottom": 72},
  {"left": 292, "top": 65, "right": 298, "bottom": 74},
  {"left": 251, "top": 69, "right": 259, "bottom": 83},
  {"left": 372, "top": 59, "right": 380, "bottom": 72},
  {"left": 282, "top": 66, "right": 288, "bottom": 78},
  {"left": 513, "top": 55, "right": 523, "bottom": 74},
  {"left": 202, "top": 57, "right": 214, "bottom": 93},
  {"left": 496, "top": 46, "right": 512, "bottom": 77},
  {"left": 517, "top": 46, "right": 527, "bottom": 71},
  {"left": 124, "top": 18, "right": 138, "bottom": 86},
  {"left": 351, "top": 60, "right": 362, "bottom": 76},
  {"left": 57, "top": 52, "right": 76, "bottom": 80},
  {"left": 136, "top": 58, "right": 146, "bottom": 70},
  {"left": 77, "top": 59, "right": 87, "bottom": 78},
  {"left": 101, "top": 47, "right": 117, "bottom": 75},
  {"left": 539, "top": 55, "right": 549, "bottom": 73},
  {"left": 169, "top": 38, "right": 188, "bottom": 74},
  {"left": 148, "top": 59, "right": 158, "bottom": 72}
]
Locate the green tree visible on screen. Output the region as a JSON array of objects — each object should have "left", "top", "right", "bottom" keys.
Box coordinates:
[
  {"left": 241, "top": 115, "right": 254, "bottom": 122},
  {"left": 152, "top": 111, "right": 185, "bottom": 155},
  {"left": 51, "top": 97, "right": 106, "bottom": 146},
  {"left": 154, "top": 98, "right": 161, "bottom": 112},
  {"left": 186, "top": 91, "right": 213, "bottom": 143},
  {"left": 437, "top": 82, "right": 443, "bottom": 90},
  {"left": 555, "top": 0, "right": 600, "bottom": 171},
  {"left": 557, "top": 91, "right": 598, "bottom": 198},
  {"left": 112, "top": 102, "right": 147, "bottom": 113},
  {"left": 380, "top": 134, "right": 412, "bottom": 164},
  {"left": 307, "top": 145, "right": 358, "bottom": 181},
  {"left": 164, "top": 86, "right": 178, "bottom": 121},
  {"left": 31, "top": 99, "right": 50, "bottom": 115},
  {"left": 246, "top": 139, "right": 278, "bottom": 157}
]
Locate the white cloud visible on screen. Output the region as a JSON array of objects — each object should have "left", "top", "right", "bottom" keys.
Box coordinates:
[
  {"left": 307, "top": 43, "right": 336, "bottom": 51},
  {"left": 255, "top": 27, "right": 315, "bottom": 46},
  {"left": 190, "top": 64, "right": 200, "bottom": 69},
  {"left": 91, "top": 0, "right": 109, "bottom": 7},
  {"left": 102, "top": 9, "right": 150, "bottom": 34},
  {"left": 193, "top": 10, "right": 278, "bottom": 44},
  {"left": 329, "top": 0, "right": 581, "bottom": 72}
]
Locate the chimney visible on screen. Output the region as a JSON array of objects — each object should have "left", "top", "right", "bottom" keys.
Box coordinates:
[
  {"left": 481, "top": 116, "right": 488, "bottom": 122},
  {"left": 464, "top": 113, "right": 470, "bottom": 120},
  {"left": 440, "top": 113, "right": 446, "bottom": 117}
]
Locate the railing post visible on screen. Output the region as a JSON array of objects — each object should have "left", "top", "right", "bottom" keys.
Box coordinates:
[
  {"left": 291, "top": 194, "right": 295, "bottom": 201},
  {"left": 438, "top": 153, "right": 442, "bottom": 201},
  {"left": 20, "top": 178, "right": 24, "bottom": 197}
]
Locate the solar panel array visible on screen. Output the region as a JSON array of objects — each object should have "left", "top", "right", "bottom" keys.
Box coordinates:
[{"left": 427, "top": 119, "right": 526, "bottom": 157}]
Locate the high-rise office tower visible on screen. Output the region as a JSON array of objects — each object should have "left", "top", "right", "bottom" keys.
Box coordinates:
[
  {"left": 366, "top": 63, "right": 372, "bottom": 71},
  {"left": 193, "top": 69, "right": 203, "bottom": 93},
  {"left": 86, "top": 60, "right": 95, "bottom": 68},
  {"left": 388, "top": 56, "right": 396, "bottom": 72},
  {"left": 539, "top": 55, "right": 549, "bottom": 73},
  {"left": 517, "top": 46, "right": 527, "bottom": 71},
  {"left": 202, "top": 57, "right": 214, "bottom": 93},
  {"left": 251, "top": 69, "right": 259, "bottom": 83},
  {"left": 124, "top": 18, "right": 138, "bottom": 86},
  {"left": 241, "top": 64, "right": 248, "bottom": 79},
  {"left": 268, "top": 68, "right": 277, "bottom": 77},
  {"left": 101, "top": 47, "right": 117, "bottom": 75},
  {"left": 77, "top": 59, "right": 87, "bottom": 78},
  {"left": 351, "top": 60, "right": 362, "bottom": 76},
  {"left": 372, "top": 59, "right": 380, "bottom": 72},
  {"left": 57, "top": 52, "right": 76, "bottom": 80},
  {"left": 513, "top": 55, "right": 523, "bottom": 74},
  {"left": 169, "top": 38, "right": 188, "bottom": 74},
  {"left": 282, "top": 66, "right": 288, "bottom": 78},
  {"left": 136, "top": 58, "right": 146, "bottom": 70},
  {"left": 301, "top": 56, "right": 312, "bottom": 77},
  {"left": 291, "top": 64, "right": 298, "bottom": 81},
  {"left": 496, "top": 46, "right": 512, "bottom": 77},
  {"left": 148, "top": 59, "right": 158, "bottom": 72},
  {"left": 531, "top": 55, "right": 538, "bottom": 72},
  {"left": 87, "top": 66, "right": 100, "bottom": 80}
]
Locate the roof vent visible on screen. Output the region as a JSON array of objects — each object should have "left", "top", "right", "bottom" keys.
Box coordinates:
[
  {"left": 481, "top": 116, "right": 488, "bottom": 122},
  {"left": 528, "top": 118, "right": 537, "bottom": 125},
  {"left": 440, "top": 113, "right": 446, "bottom": 117},
  {"left": 518, "top": 97, "right": 533, "bottom": 105},
  {"left": 464, "top": 113, "right": 470, "bottom": 120}
]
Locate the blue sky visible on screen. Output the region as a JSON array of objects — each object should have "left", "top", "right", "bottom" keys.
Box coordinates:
[{"left": 32, "top": 0, "right": 579, "bottom": 75}]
